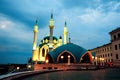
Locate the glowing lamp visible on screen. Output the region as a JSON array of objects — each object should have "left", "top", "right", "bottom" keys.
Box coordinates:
[
  {"left": 46, "top": 59, "right": 49, "bottom": 63},
  {"left": 68, "top": 55, "right": 70, "bottom": 58},
  {"left": 61, "top": 56, "right": 64, "bottom": 59},
  {"left": 17, "top": 67, "right": 20, "bottom": 70}
]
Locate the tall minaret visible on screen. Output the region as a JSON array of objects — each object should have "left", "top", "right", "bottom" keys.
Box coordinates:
[
  {"left": 32, "top": 20, "right": 39, "bottom": 61},
  {"left": 33, "top": 20, "right": 39, "bottom": 50},
  {"left": 63, "top": 21, "right": 68, "bottom": 44},
  {"left": 58, "top": 36, "right": 62, "bottom": 46},
  {"left": 49, "top": 13, "right": 54, "bottom": 49}
]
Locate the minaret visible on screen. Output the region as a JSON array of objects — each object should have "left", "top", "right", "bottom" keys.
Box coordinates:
[
  {"left": 58, "top": 36, "right": 62, "bottom": 46},
  {"left": 68, "top": 34, "right": 71, "bottom": 43},
  {"left": 33, "top": 20, "right": 39, "bottom": 50},
  {"left": 63, "top": 21, "right": 68, "bottom": 44},
  {"left": 32, "top": 20, "right": 39, "bottom": 61},
  {"left": 49, "top": 13, "right": 54, "bottom": 49}
]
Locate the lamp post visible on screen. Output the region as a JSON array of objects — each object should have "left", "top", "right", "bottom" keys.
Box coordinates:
[
  {"left": 17, "top": 67, "right": 20, "bottom": 70},
  {"left": 101, "top": 58, "right": 104, "bottom": 66},
  {"left": 35, "top": 60, "right": 38, "bottom": 64},
  {"left": 27, "top": 64, "right": 32, "bottom": 70},
  {"left": 61, "top": 56, "right": 64, "bottom": 63},
  {"left": 95, "top": 57, "right": 97, "bottom": 65},
  {"left": 46, "top": 59, "right": 49, "bottom": 64},
  {"left": 68, "top": 55, "right": 70, "bottom": 65},
  {"left": 92, "top": 56, "right": 95, "bottom": 65},
  {"left": 100, "top": 58, "right": 102, "bottom": 66}
]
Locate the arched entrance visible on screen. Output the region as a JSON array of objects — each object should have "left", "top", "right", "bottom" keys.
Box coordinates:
[
  {"left": 57, "top": 51, "right": 76, "bottom": 63},
  {"left": 46, "top": 54, "right": 53, "bottom": 63},
  {"left": 80, "top": 53, "right": 92, "bottom": 63}
]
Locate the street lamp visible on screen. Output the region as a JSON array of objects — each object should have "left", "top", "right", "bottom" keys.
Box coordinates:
[
  {"left": 27, "top": 64, "right": 32, "bottom": 70},
  {"left": 17, "top": 67, "right": 19, "bottom": 70},
  {"left": 95, "top": 57, "right": 97, "bottom": 65},
  {"left": 46, "top": 59, "right": 49, "bottom": 64},
  {"left": 61, "top": 56, "right": 64, "bottom": 63},
  {"left": 68, "top": 55, "right": 70, "bottom": 65},
  {"left": 28, "top": 65, "right": 31, "bottom": 68},
  {"left": 92, "top": 56, "right": 95, "bottom": 65},
  {"left": 101, "top": 58, "right": 104, "bottom": 66},
  {"left": 61, "top": 56, "right": 64, "bottom": 59},
  {"left": 35, "top": 60, "right": 38, "bottom": 64}
]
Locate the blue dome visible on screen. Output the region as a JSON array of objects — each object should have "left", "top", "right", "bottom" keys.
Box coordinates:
[{"left": 48, "top": 43, "right": 87, "bottom": 63}]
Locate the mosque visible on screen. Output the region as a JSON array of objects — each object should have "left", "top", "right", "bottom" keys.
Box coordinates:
[{"left": 32, "top": 13, "right": 95, "bottom": 66}]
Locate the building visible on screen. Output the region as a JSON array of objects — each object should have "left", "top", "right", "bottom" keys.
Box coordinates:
[
  {"left": 89, "top": 27, "right": 120, "bottom": 66},
  {"left": 32, "top": 13, "right": 64, "bottom": 63},
  {"left": 32, "top": 14, "right": 94, "bottom": 65},
  {"left": 109, "top": 28, "right": 120, "bottom": 66},
  {"left": 89, "top": 43, "right": 112, "bottom": 65}
]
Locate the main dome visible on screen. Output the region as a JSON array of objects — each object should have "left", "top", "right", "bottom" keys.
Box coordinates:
[{"left": 48, "top": 43, "right": 89, "bottom": 63}]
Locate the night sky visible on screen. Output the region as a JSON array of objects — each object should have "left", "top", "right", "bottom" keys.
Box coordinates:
[{"left": 0, "top": 0, "right": 120, "bottom": 64}]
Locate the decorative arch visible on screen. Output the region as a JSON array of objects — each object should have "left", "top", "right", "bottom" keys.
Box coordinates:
[
  {"left": 80, "top": 51, "right": 93, "bottom": 63},
  {"left": 45, "top": 54, "right": 54, "bottom": 63},
  {"left": 38, "top": 45, "right": 49, "bottom": 61},
  {"left": 57, "top": 50, "right": 76, "bottom": 63}
]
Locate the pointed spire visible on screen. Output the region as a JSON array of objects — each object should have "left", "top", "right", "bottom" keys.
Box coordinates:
[
  {"left": 35, "top": 18, "right": 38, "bottom": 25},
  {"left": 49, "top": 13, "right": 54, "bottom": 28},
  {"left": 59, "top": 36, "right": 62, "bottom": 39},
  {"left": 65, "top": 21, "right": 67, "bottom": 27},
  {"left": 51, "top": 13, "right": 53, "bottom": 19},
  {"left": 34, "top": 18, "right": 39, "bottom": 33},
  {"left": 68, "top": 33, "right": 71, "bottom": 43}
]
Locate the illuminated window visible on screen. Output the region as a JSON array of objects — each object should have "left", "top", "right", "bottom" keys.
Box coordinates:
[
  {"left": 54, "top": 40, "right": 57, "bottom": 43},
  {"left": 45, "top": 39, "right": 48, "bottom": 43}
]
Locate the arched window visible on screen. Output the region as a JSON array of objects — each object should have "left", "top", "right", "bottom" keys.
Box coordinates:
[{"left": 42, "top": 48, "right": 45, "bottom": 57}]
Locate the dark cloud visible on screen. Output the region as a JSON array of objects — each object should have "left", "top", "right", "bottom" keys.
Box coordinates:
[{"left": 0, "top": 0, "right": 49, "bottom": 29}]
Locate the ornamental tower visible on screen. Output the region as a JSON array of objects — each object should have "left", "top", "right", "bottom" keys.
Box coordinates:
[
  {"left": 58, "top": 36, "right": 62, "bottom": 46},
  {"left": 32, "top": 20, "right": 39, "bottom": 61},
  {"left": 63, "top": 21, "right": 68, "bottom": 44},
  {"left": 49, "top": 13, "right": 54, "bottom": 49}
]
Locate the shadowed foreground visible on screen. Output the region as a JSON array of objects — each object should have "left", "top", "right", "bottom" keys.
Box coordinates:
[{"left": 24, "top": 69, "right": 120, "bottom": 80}]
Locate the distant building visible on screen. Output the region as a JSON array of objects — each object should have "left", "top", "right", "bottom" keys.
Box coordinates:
[
  {"left": 89, "top": 43, "right": 112, "bottom": 65},
  {"left": 89, "top": 27, "right": 120, "bottom": 66},
  {"left": 109, "top": 28, "right": 120, "bottom": 61},
  {"left": 32, "top": 13, "right": 94, "bottom": 64}
]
